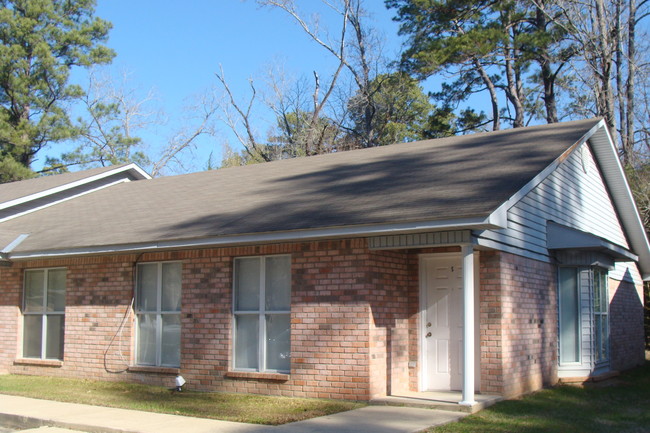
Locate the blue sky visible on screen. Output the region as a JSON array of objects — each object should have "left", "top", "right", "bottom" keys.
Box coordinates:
[{"left": 78, "top": 0, "right": 406, "bottom": 175}]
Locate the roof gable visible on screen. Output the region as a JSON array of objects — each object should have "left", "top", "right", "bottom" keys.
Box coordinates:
[
  {"left": 0, "top": 163, "right": 150, "bottom": 223},
  {"left": 0, "top": 163, "right": 149, "bottom": 206}
]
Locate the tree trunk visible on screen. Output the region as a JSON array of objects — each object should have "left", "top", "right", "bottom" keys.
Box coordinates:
[
  {"left": 625, "top": 0, "right": 637, "bottom": 165},
  {"left": 473, "top": 58, "right": 501, "bottom": 131},
  {"left": 503, "top": 13, "right": 525, "bottom": 128},
  {"left": 535, "top": 3, "right": 558, "bottom": 123}
]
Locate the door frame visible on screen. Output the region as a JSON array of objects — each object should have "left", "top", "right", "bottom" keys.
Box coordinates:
[{"left": 418, "top": 252, "right": 481, "bottom": 392}]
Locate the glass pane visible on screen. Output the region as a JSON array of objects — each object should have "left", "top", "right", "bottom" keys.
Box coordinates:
[
  {"left": 559, "top": 268, "right": 580, "bottom": 363},
  {"left": 23, "top": 315, "right": 43, "bottom": 358},
  {"left": 161, "top": 314, "right": 181, "bottom": 367},
  {"left": 137, "top": 314, "right": 157, "bottom": 365},
  {"left": 45, "top": 315, "right": 64, "bottom": 360},
  {"left": 47, "top": 269, "right": 66, "bottom": 312},
  {"left": 24, "top": 270, "right": 45, "bottom": 313},
  {"left": 235, "top": 314, "right": 259, "bottom": 369},
  {"left": 593, "top": 270, "right": 601, "bottom": 312},
  {"left": 234, "top": 258, "right": 260, "bottom": 311},
  {"left": 265, "top": 314, "right": 290, "bottom": 372},
  {"left": 601, "top": 315, "right": 609, "bottom": 360},
  {"left": 265, "top": 256, "right": 291, "bottom": 311},
  {"left": 162, "top": 263, "right": 182, "bottom": 312},
  {"left": 598, "top": 271, "right": 608, "bottom": 312},
  {"left": 137, "top": 264, "right": 158, "bottom": 312}
]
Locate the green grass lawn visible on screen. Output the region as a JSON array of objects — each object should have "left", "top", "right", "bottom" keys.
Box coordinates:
[
  {"left": 428, "top": 361, "right": 650, "bottom": 433},
  {"left": 0, "top": 375, "right": 364, "bottom": 425}
]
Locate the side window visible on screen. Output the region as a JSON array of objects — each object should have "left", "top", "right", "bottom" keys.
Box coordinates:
[
  {"left": 135, "top": 262, "right": 182, "bottom": 367},
  {"left": 557, "top": 266, "right": 610, "bottom": 367},
  {"left": 558, "top": 267, "right": 580, "bottom": 364},
  {"left": 233, "top": 255, "right": 291, "bottom": 373},
  {"left": 23, "top": 268, "right": 66, "bottom": 360},
  {"left": 593, "top": 268, "right": 609, "bottom": 364}
]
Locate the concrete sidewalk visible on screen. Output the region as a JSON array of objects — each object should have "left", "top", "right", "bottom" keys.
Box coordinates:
[{"left": 0, "top": 394, "right": 466, "bottom": 433}]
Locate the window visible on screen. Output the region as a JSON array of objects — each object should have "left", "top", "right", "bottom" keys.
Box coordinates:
[
  {"left": 557, "top": 266, "right": 610, "bottom": 367},
  {"left": 233, "top": 255, "right": 291, "bottom": 373},
  {"left": 593, "top": 268, "right": 609, "bottom": 364},
  {"left": 559, "top": 267, "right": 580, "bottom": 364},
  {"left": 23, "top": 268, "right": 66, "bottom": 360},
  {"left": 135, "top": 262, "right": 182, "bottom": 367}
]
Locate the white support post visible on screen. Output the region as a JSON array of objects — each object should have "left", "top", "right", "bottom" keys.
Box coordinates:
[{"left": 459, "top": 244, "right": 476, "bottom": 406}]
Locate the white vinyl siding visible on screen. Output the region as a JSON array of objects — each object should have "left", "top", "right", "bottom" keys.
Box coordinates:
[{"left": 478, "top": 143, "right": 633, "bottom": 279}]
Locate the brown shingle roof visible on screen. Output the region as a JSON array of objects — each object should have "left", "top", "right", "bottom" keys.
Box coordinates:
[{"left": 0, "top": 118, "right": 600, "bottom": 254}]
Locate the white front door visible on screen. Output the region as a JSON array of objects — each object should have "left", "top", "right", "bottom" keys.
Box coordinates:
[{"left": 421, "top": 254, "right": 464, "bottom": 391}]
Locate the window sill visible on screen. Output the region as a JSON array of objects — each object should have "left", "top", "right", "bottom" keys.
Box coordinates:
[
  {"left": 14, "top": 358, "right": 63, "bottom": 368},
  {"left": 225, "top": 371, "right": 289, "bottom": 382},
  {"left": 128, "top": 365, "right": 180, "bottom": 375}
]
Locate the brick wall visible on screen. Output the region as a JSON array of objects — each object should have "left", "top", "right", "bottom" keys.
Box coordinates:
[
  {"left": 366, "top": 249, "right": 412, "bottom": 398},
  {"left": 4, "top": 241, "right": 639, "bottom": 400},
  {"left": 608, "top": 277, "right": 645, "bottom": 372},
  {"left": 0, "top": 265, "right": 21, "bottom": 373},
  {"left": 479, "top": 251, "right": 558, "bottom": 397},
  {"left": 0, "top": 240, "right": 422, "bottom": 401}
]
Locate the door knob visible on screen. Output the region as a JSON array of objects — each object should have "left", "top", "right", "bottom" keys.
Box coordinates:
[{"left": 426, "top": 332, "right": 432, "bottom": 338}]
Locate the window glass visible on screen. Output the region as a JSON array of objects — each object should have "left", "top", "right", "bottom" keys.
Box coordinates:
[
  {"left": 161, "top": 262, "right": 182, "bottom": 312},
  {"left": 161, "top": 314, "right": 181, "bottom": 366},
  {"left": 24, "top": 270, "right": 45, "bottom": 313},
  {"left": 137, "top": 313, "right": 157, "bottom": 366},
  {"left": 137, "top": 264, "right": 158, "bottom": 312},
  {"left": 136, "top": 262, "right": 182, "bottom": 367},
  {"left": 559, "top": 267, "right": 580, "bottom": 363},
  {"left": 234, "top": 255, "right": 291, "bottom": 373},
  {"left": 45, "top": 315, "right": 64, "bottom": 359},
  {"left": 235, "top": 258, "right": 260, "bottom": 311},
  {"left": 23, "top": 315, "right": 42, "bottom": 358},
  {"left": 265, "top": 256, "right": 291, "bottom": 311},
  {"left": 266, "top": 314, "right": 290, "bottom": 371},
  {"left": 594, "top": 268, "right": 609, "bottom": 363},
  {"left": 235, "top": 314, "right": 259, "bottom": 370},
  {"left": 23, "top": 269, "right": 66, "bottom": 361},
  {"left": 47, "top": 269, "right": 66, "bottom": 312}
]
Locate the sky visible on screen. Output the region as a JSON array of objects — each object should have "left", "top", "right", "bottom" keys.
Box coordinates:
[{"left": 70, "top": 0, "right": 407, "bottom": 175}]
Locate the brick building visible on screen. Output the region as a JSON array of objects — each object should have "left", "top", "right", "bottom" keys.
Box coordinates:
[{"left": 0, "top": 118, "right": 647, "bottom": 408}]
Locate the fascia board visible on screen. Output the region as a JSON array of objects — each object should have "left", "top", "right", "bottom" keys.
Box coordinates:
[
  {"left": 0, "top": 163, "right": 151, "bottom": 211},
  {"left": 7, "top": 216, "right": 503, "bottom": 260},
  {"left": 588, "top": 125, "right": 650, "bottom": 281}
]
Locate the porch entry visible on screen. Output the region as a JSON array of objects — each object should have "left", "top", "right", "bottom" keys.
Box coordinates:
[{"left": 420, "top": 252, "right": 479, "bottom": 393}]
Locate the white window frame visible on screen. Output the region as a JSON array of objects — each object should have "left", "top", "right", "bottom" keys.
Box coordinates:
[
  {"left": 134, "top": 261, "right": 182, "bottom": 367},
  {"left": 593, "top": 267, "right": 609, "bottom": 364},
  {"left": 557, "top": 265, "right": 610, "bottom": 370},
  {"left": 232, "top": 255, "right": 291, "bottom": 374},
  {"left": 22, "top": 267, "right": 66, "bottom": 360}
]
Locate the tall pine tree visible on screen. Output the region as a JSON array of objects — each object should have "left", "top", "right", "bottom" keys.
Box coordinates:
[{"left": 0, "top": 0, "right": 114, "bottom": 182}]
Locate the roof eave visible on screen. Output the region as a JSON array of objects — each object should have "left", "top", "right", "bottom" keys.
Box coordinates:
[
  {"left": 588, "top": 123, "right": 650, "bottom": 281},
  {"left": 6, "top": 215, "right": 504, "bottom": 260}
]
